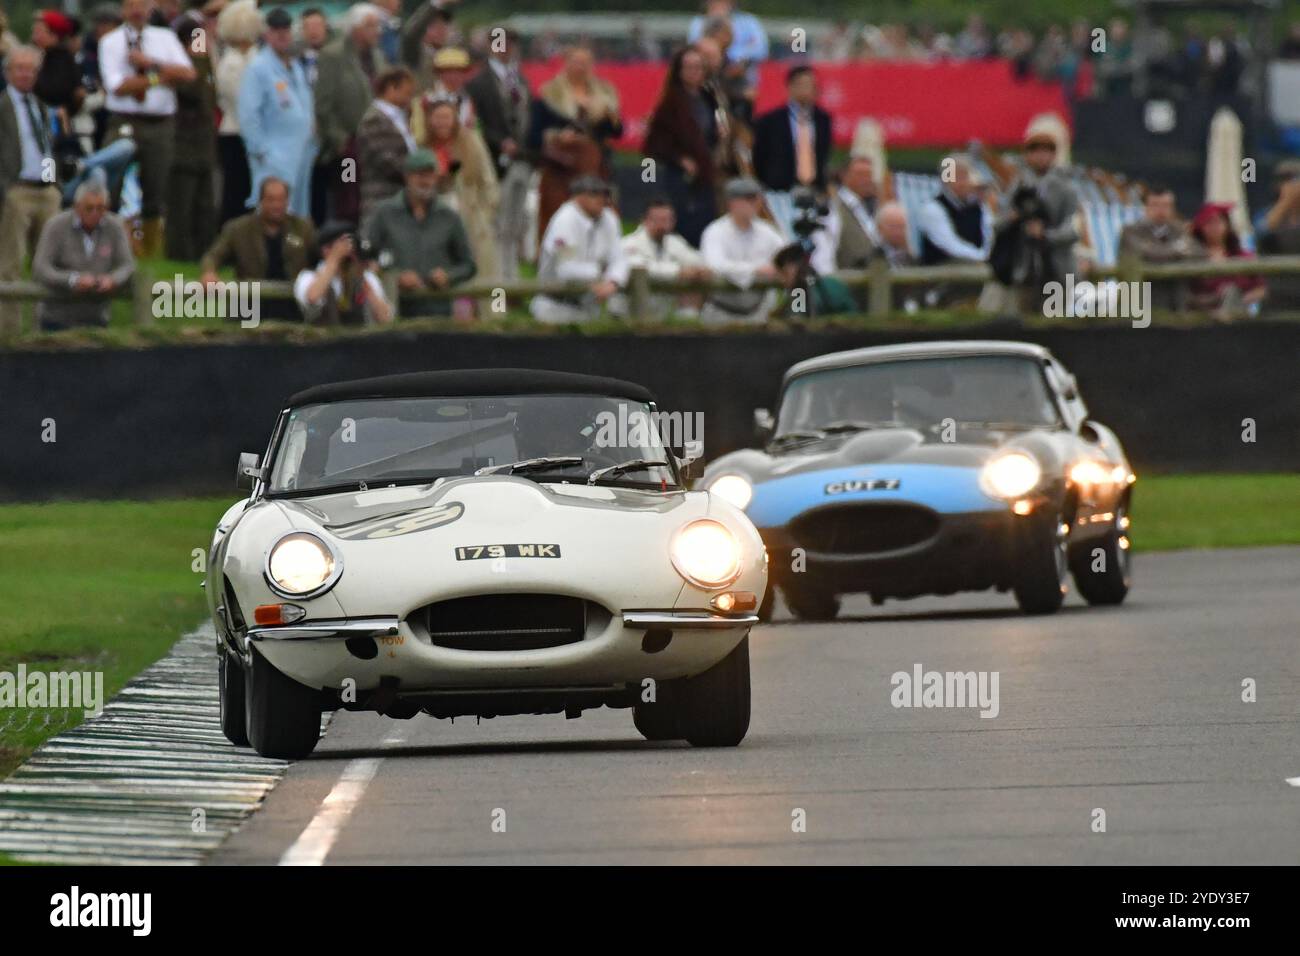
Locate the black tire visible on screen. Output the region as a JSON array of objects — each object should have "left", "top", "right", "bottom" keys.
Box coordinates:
[
  {"left": 244, "top": 645, "right": 323, "bottom": 760},
  {"left": 783, "top": 585, "right": 840, "bottom": 621},
  {"left": 632, "top": 681, "right": 682, "bottom": 741},
  {"left": 1071, "top": 502, "right": 1132, "bottom": 606},
  {"left": 757, "top": 585, "right": 775, "bottom": 623},
  {"left": 218, "top": 646, "right": 248, "bottom": 746},
  {"left": 679, "top": 637, "right": 751, "bottom": 747},
  {"left": 1013, "top": 512, "right": 1069, "bottom": 615}
]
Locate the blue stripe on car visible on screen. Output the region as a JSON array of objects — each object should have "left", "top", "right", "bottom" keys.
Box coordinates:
[{"left": 746, "top": 463, "right": 999, "bottom": 528}]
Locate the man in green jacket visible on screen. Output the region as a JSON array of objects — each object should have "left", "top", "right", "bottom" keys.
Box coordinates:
[
  {"left": 364, "top": 149, "right": 476, "bottom": 317},
  {"left": 199, "top": 177, "right": 317, "bottom": 320}
]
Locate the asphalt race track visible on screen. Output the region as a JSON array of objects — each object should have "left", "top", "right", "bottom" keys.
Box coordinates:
[{"left": 214, "top": 547, "right": 1300, "bottom": 865}]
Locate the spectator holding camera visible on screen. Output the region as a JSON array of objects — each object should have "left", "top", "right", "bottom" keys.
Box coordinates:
[
  {"left": 294, "top": 219, "right": 392, "bottom": 326},
  {"left": 987, "top": 131, "right": 1079, "bottom": 311},
  {"left": 364, "top": 149, "right": 476, "bottom": 317}
]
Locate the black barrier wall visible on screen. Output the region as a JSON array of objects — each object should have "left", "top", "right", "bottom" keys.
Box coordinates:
[{"left": 1, "top": 324, "right": 1296, "bottom": 500}]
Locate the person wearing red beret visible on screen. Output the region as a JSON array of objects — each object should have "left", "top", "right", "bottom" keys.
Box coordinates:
[
  {"left": 1188, "top": 202, "right": 1267, "bottom": 321},
  {"left": 32, "top": 9, "right": 86, "bottom": 117}
]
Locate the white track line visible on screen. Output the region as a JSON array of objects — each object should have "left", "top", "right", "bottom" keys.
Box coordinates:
[
  {"left": 1286, "top": 777, "right": 1300, "bottom": 787},
  {"left": 279, "top": 731, "right": 405, "bottom": 866}
]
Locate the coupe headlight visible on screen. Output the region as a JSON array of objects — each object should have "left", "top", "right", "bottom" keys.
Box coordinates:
[
  {"left": 983, "top": 452, "right": 1042, "bottom": 499},
  {"left": 708, "top": 474, "right": 753, "bottom": 510},
  {"left": 266, "top": 532, "right": 339, "bottom": 597},
  {"left": 1071, "top": 460, "right": 1127, "bottom": 487},
  {"left": 670, "top": 519, "right": 743, "bottom": 589}
]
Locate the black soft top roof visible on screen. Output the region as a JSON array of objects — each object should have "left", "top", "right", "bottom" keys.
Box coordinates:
[{"left": 286, "top": 368, "right": 655, "bottom": 408}]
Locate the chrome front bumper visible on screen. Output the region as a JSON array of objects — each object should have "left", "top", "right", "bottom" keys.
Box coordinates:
[
  {"left": 622, "top": 610, "right": 759, "bottom": 630},
  {"left": 247, "top": 617, "right": 400, "bottom": 642},
  {"left": 247, "top": 610, "right": 755, "bottom": 645}
]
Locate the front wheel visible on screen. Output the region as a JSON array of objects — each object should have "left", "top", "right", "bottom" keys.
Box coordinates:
[
  {"left": 1013, "top": 513, "right": 1069, "bottom": 615},
  {"left": 783, "top": 585, "right": 840, "bottom": 621},
  {"left": 678, "top": 637, "right": 751, "bottom": 747},
  {"left": 244, "top": 645, "right": 323, "bottom": 759},
  {"left": 632, "top": 681, "right": 683, "bottom": 741},
  {"left": 218, "top": 646, "right": 248, "bottom": 746},
  {"left": 1071, "top": 503, "right": 1132, "bottom": 605}
]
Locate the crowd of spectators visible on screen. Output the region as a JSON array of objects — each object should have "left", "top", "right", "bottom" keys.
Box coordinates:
[
  {"left": 0, "top": 1, "right": 1290, "bottom": 333},
  {"left": 524, "top": 11, "right": 1256, "bottom": 105}
]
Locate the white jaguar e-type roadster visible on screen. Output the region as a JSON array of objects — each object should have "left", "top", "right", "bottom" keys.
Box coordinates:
[{"left": 208, "top": 369, "right": 766, "bottom": 758}]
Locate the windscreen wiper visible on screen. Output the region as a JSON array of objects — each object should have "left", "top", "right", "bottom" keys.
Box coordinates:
[
  {"left": 821, "top": 420, "right": 896, "bottom": 433},
  {"left": 587, "top": 459, "right": 670, "bottom": 485},
  {"left": 475, "top": 456, "right": 585, "bottom": 476},
  {"left": 769, "top": 429, "right": 827, "bottom": 447}
]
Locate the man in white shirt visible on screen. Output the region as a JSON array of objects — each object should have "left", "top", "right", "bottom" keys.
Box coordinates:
[
  {"left": 616, "top": 197, "right": 711, "bottom": 319},
  {"left": 917, "top": 156, "right": 992, "bottom": 265},
  {"left": 531, "top": 176, "right": 630, "bottom": 324},
  {"left": 700, "top": 177, "right": 785, "bottom": 325},
  {"left": 294, "top": 220, "right": 393, "bottom": 326},
  {"left": 98, "top": 0, "right": 196, "bottom": 256}
]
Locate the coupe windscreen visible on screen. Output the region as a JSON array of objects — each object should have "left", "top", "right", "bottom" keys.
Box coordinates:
[
  {"left": 268, "top": 394, "right": 676, "bottom": 494},
  {"left": 777, "top": 355, "right": 1062, "bottom": 434}
]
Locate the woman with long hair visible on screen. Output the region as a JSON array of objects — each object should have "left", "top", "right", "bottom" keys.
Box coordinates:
[
  {"left": 422, "top": 96, "right": 501, "bottom": 284},
  {"left": 642, "top": 45, "right": 720, "bottom": 247},
  {"left": 1188, "top": 202, "right": 1266, "bottom": 320},
  {"left": 532, "top": 44, "right": 622, "bottom": 241}
]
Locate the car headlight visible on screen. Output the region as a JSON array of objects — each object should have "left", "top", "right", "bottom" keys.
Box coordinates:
[
  {"left": 708, "top": 474, "right": 753, "bottom": 510},
  {"left": 1071, "top": 460, "right": 1127, "bottom": 487},
  {"left": 670, "top": 519, "right": 743, "bottom": 589},
  {"left": 265, "top": 532, "right": 340, "bottom": 598},
  {"left": 982, "top": 452, "right": 1042, "bottom": 499}
]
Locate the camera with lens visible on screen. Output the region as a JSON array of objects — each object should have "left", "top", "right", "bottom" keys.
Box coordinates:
[
  {"left": 789, "top": 186, "right": 829, "bottom": 240},
  {"left": 1010, "top": 185, "right": 1047, "bottom": 226}
]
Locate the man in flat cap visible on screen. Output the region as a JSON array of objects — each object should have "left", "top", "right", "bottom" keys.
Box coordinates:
[
  {"left": 364, "top": 148, "right": 476, "bottom": 316},
  {"left": 295, "top": 218, "right": 392, "bottom": 325},
  {"left": 987, "top": 130, "right": 1080, "bottom": 312},
  {"left": 698, "top": 177, "right": 785, "bottom": 324},
  {"left": 531, "top": 175, "right": 629, "bottom": 324}
]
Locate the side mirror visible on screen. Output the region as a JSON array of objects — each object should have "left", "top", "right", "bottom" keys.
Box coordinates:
[
  {"left": 677, "top": 456, "right": 704, "bottom": 481},
  {"left": 753, "top": 408, "right": 775, "bottom": 443},
  {"left": 236, "top": 452, "right": 262, "bottom": 489}
]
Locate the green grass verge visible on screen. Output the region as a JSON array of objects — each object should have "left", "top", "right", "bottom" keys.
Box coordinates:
[
  {"left": 0, "top": 475, "right": 1296, "bottom": 783},
  {"left": 0, "top": 498, "right": 232, "bottom": 779},
  {"left": 1134, "top": 474, "right": 1300, "bottom": 553}
]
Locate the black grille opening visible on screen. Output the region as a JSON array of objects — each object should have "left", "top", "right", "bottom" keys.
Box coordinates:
[
  {"left": 418, "top": 594, "right": 592, "bottom": 651},
  {"left": 791, "top": 504, "right": 940, "bottom": 555}
]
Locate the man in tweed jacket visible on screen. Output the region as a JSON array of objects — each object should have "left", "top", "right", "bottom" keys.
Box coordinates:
[
  {"left": 357, "top": 67, "right": 417, "bottom": 227},
  {"left": 31, "top": 182, "right": 135, "bottom": 331}
]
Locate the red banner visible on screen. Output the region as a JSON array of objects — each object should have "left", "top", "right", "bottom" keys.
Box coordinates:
[{"left": 521, "top": 60, "right": 1070, "bottom": 150}]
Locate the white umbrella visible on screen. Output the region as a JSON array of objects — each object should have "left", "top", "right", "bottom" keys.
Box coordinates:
[{"left": 1205, "top": 107, "right": 1251, "bottom": 240}]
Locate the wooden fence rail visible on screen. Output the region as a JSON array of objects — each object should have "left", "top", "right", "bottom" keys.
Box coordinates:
[{"left": 4, "top": 255, "right": 1300, "bottom": 328}]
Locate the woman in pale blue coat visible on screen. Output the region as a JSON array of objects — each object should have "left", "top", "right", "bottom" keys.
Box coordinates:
[{"left": 236, "top": 16, "right": 317, "bottom": 219}]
